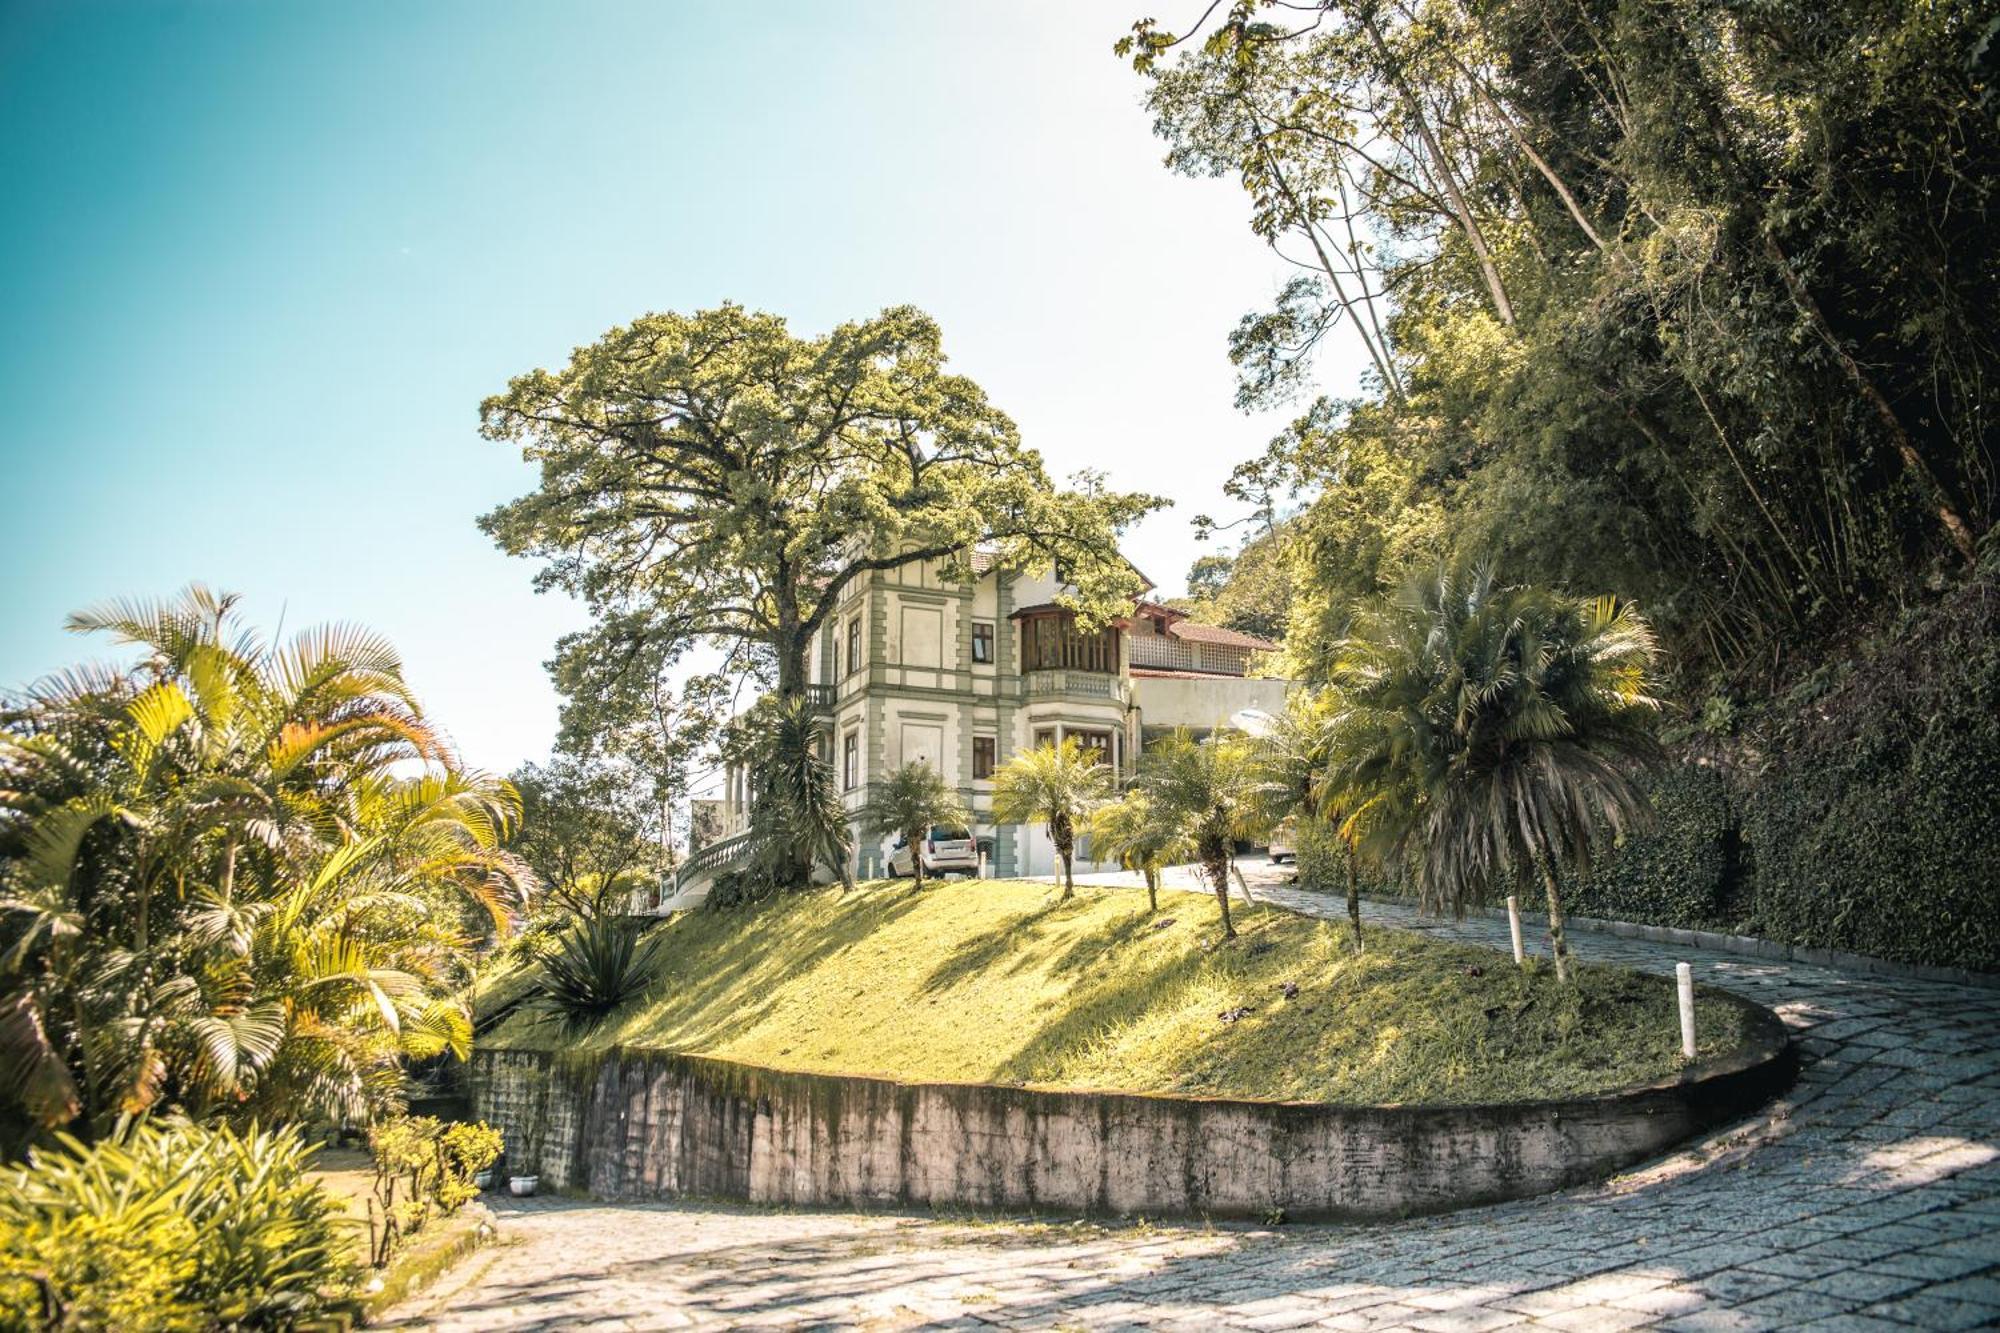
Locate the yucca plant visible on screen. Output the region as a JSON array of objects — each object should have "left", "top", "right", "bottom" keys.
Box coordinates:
[
  {"left": 990, "top": 738, "right": 1113, "bottom": 900},
  {"left": 1329, "top": 562, "right": 1664, "bottom": 981},
  {"left": 533, "top": 912, "right": 664, "bottom": 1033},
  {"left": 861, "top": 761, "right": 969, "bottom": 890}
]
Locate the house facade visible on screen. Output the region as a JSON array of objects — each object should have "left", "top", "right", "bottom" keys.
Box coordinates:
[{"left": 704, "top": 555, "right": 1291, "bottom": 882}]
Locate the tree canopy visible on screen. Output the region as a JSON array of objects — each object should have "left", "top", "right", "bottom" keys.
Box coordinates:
[
  {"left": 481, "top": 304, "right": 1165, "bottom": 722},
  {"left": 1125, "top": 0, "right": 2000, "bottom": 687}
]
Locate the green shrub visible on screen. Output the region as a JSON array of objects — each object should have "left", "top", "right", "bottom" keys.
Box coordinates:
[
  {"left": 0, "top": 1120, "right": 353, "bottom": 1332},
  {"left": 1555, "top": 567, "right": 2000, "bottom": 974},
  {"left": 366, "top": 1115, "right": 503, "bottom": 1268},
  {"left": 1565, "top": 765, "right": 1738, "bottom": 931},
  {"left": 1292, "top": 817, "right": 1344, "bottom": 892}
]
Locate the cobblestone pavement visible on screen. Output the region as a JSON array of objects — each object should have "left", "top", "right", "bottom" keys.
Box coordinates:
[{"left": 386, "top": 879, "right": 2000, "bottom": 1332}]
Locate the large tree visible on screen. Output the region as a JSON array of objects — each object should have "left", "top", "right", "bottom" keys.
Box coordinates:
[{"left": 481, "top": 304, "right": 1163, "bottom": 719}]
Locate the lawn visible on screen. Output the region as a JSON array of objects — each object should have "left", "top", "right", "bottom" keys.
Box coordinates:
[{"left": 479, "top": 879, "right": 1758, "bottom": 1106}]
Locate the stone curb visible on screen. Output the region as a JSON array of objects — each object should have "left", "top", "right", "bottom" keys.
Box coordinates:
[{"left": 1345, "top": 888, "right": 2000, "bottom": 990}]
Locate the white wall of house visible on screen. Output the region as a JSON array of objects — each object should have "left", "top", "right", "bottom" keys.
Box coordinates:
[{"left": 1131, "top": 674, "right": 1292, "bottom": 734}]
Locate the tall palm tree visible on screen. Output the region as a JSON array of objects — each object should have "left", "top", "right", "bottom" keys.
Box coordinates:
[
  {"left": 1133, "top": 730, "right": 1267, "bottom": 939},
  {"left": 1087, "top": 789, "right": 1186, "bottom": 913},
  {"left": 861, "top": 761, "right": 969, "bottom": 890},
  {"left": 0, "top": 586, "right": 530, "bottom": 1140},
  {"left": 990, "top": 738, "right": 1113, "bottom": 901},
  {"left": 1331, "top": 563, "right": 1663, "bottom": 981}
]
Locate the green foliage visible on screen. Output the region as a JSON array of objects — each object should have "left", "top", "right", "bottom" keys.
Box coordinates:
[
  {"left": 990, "top": 739, "right": 1115, "bottom": 899},
  {"left": 1132, "top": 729, "right": 1267, "bottom": 938},
  {"left": 365, "top": 1115, "right": 503, "bottom": 1269},
  {"left": 1323, "top": 563, "right": 1665, "bottom": 980},
  {"left": 532, "top": 912, "right": 664, "bottom": 1034},
  {"left": 480, "top": 302, "right": 1164, "bottom": 779},
  {"left": 860, "top": 761, "right": 969, "bottom": 890},
  {"left": 510, "top": 752, "right": 668, "bottom": 919},
  {"left": 739, "top": 696, "right": 853, "bottom": 891},
  {"left": 1561, "top": 566, "right": 2000, "bottom": 972},
  {"left": 0, "top": 1118, "right": 353, "bottom": 1331},
  {"left": 1087, "top": 790, "right": 1188, "bottom": 911},
  {"left": 1126, "top": 0, "right": 2000, "bottom": 684},
  {"left": 0, "top": 588, "right": 526, "bottom": 1143}
]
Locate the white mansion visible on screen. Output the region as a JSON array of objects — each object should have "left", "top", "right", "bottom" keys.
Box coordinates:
[{"left": 675, "top": 554, "right": 1290, "bottom": 900}]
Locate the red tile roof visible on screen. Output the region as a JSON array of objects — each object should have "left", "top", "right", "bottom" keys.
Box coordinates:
[{"left": 1168, "top": 621, "right": 1281, "bottom": 651}]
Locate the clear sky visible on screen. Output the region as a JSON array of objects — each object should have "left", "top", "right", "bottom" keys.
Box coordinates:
[{"left": 0, "top": 0, "right": 1359, "bottom": 774}]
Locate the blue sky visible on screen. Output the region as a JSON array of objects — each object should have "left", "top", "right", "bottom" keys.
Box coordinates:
[{"left": 0, "top": 1, "right": 1358, "bottom": 773}]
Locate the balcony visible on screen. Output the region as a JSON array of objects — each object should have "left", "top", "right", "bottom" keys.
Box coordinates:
[
  {"left": 1128, "top": 633, "right": 1249, "bottom": 676},
  {"left": 806, "top": 683, "right": 838, "bottom": 712},
  {"left": 1024, "top": 669, "right": 1126, "bottom": 703}
]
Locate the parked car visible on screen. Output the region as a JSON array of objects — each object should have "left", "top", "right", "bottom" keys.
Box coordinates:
[
  {"left": 888, "top": 824, "right": 980, "bottom": 878},
  {"left": 1265, "top": 818, "right": 1298, "bottom": 864}
]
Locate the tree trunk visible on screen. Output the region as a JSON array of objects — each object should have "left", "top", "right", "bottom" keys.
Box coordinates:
[
  {"left": 1538, "top": 856, "right": 1572, "bottom": 984},
  {"left": 1206, "top": 842, "right": 1236, "bottom": 939},
  {"left": 1344, "top": 844, "right": 1363, "bottom": 955},
  {"left": 1055, "top": 816, "right": 1074, "bottom": 901},
  {"left": 1763, "top": 234, "right": 1978, "bottom": 565},
  {"left": 1364, "top": 16, "right": 1516, "bottom": 327},
  {"left": 911, "top": 827, "right": 925, "bottom": 891},
  {"left": 1145, "top": 866, "right": 1159, "bottom": 914}
]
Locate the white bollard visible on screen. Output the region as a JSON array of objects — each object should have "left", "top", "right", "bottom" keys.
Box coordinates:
[
  {"left": 1506, "top": 895, "right": 1525, "bottom": 966},
  {"left": 1677, "top": 962, "right": 1697, "bottom": 1059}
]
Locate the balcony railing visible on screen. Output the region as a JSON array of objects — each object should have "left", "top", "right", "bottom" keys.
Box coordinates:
[
  {"left": 1025, "top": 669, "right": 1125, "bottom": 702},
  {"left": 1128, "top": 634, "right": 1249, "bottom": 676},
  {"left": 806, "top": 683, "right": 838, "bottom": 712}
]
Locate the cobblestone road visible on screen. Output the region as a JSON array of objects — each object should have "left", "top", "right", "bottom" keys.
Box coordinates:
[{"left": 385, "top": 880, "right": 2000, "bottom": 1332}]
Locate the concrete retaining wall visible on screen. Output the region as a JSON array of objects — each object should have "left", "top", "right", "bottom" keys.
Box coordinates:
[{"left": 470, "top": 998, "right": 1793, "bottom": 1220}]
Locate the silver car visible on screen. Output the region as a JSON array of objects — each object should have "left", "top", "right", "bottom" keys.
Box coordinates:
[{"left": 888, "top": 824, "right": 980, "bottom": 878}]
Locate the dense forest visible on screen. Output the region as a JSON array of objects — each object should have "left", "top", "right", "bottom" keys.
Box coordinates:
[{"left": 1129, "top": 0, "right": 2000, "bottom": 970}]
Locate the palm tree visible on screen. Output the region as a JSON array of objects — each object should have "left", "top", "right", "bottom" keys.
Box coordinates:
[
  {"left": 1133, "top": 729, "right": 1267, "bottom": 939},
  {"left": 861, "top": 761, "right": 969, "bottom": 890},
  {"left": 0, "top": 585, "right": 531, "bottom": 1139},
  {"left": 1252, "top": 692, "right": 1368, "bottom": 952},
  {"left": 990, "top": 738, "right": 1113, "bottom": 900},
  {"left": 1087, "top": 789, "right": 1186, "bottom": 913},
  {"left": 1331, "top": 563, "right": 1663, "bottom": 981}
]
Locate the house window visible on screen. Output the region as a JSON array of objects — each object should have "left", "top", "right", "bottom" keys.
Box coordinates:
[
  {"left": 829, "top": 625, "right": 842, "bottom": 681},
  {"left": 1034, "top": 727, "right": 1057, "bottom": 751},
  {"left": 1072, "top": 730, "right": 1113, "bottom": 767},
  {"left": 971, "top": 621, "right": 995, "bottom": 664},
  {"left": 842, "top": 732, "right": 860, "bottom": 790},
  {"left": 846, "top": 616, "right": 862, "bottom": 677},
  {"left": 973, "top": 736, "right": 996, "bottom": 780}
]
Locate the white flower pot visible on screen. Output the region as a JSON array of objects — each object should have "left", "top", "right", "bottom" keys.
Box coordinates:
[{"left": 508, "top": 1174, "right": 539, "bottom": 1197}]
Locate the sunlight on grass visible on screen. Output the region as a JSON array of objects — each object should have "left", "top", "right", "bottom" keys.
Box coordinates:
[{"left": 480, "top": 880, "right": 1758, "bottom": 1105}]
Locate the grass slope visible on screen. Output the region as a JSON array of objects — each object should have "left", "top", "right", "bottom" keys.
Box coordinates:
[{"left": 482, "top": 880, "right": 1756, "bottom": 1106}]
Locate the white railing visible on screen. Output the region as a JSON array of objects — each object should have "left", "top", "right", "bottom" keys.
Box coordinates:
[
  {"left": 1024, "top": 669, "right": 1126, "bottom": 702},
  {"left": 1128, "top": 635, "right": 1250, "bottom": 676}
]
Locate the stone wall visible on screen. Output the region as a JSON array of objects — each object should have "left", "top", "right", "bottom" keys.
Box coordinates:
[{"left": 470, "top": 1003, "right": 1793, "bottom": 1220}]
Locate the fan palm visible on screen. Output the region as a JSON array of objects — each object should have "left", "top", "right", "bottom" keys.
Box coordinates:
[
  {"left": 1133, "top": 729, "right": 1267, "bottom": 939},
  {"left": 1330, "top": 563, "right": 1663, "bottom": 981},
  {"left": 1087, "top": 789, "right": 1186, "bottom": 913},
  {"left": 861, "top": 761, "right": 969, "bottom": 890},
  {"left": 990, "top": 738, "right": 1113, "bottom": 900}
]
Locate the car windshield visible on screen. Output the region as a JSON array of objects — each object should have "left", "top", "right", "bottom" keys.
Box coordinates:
[{"left": 929, "top": 825, "right": 971, "bottom": 842}]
